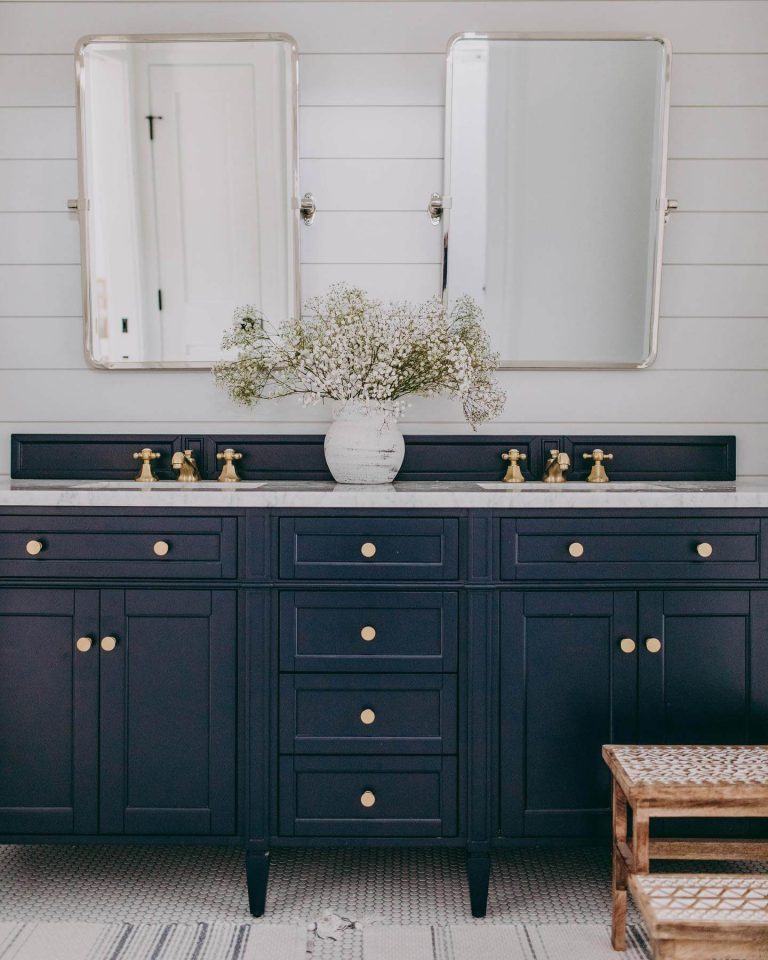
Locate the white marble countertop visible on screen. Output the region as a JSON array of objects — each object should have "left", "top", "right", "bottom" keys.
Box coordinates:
[{"left": 0, "top": 477, "right": 766, "bottom": 509}]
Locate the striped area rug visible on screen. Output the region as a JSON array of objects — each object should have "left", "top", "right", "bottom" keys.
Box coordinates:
[
  {"left": 0, "top": 922, "right": 308, "bottom": 960},
  {"left": 363, "top": 924, "right": 650, "bottom": 960}
]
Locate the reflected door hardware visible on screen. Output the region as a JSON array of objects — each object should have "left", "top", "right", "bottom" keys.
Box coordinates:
[
  {"left": 583, "top": 448, "right": 614, "bottom": 483},
  {"left": 299, "top": 193, "right": 317, "bottom": 225},
  {"left": 501, "top": 448, "right": 527, "bottom": 483},
  {"left": 664, "top": 198, "right": 679, "bottom": 223},
  {"left": 145, "top": 114, "right": 163, "bottom": 140},
  {"left": 426, "top": 193, "right": 451, "bottom": 224}
]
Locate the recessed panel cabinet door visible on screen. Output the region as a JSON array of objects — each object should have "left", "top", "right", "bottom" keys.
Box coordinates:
[
  {"left": 499, "top": 591, "right": 638, "bottom": 838},
  {"left": 0, "top": 588, "right": 99, "bottom": 834},
  {"left": 98, "top": 589, "right": 237, "bottom": 836}
]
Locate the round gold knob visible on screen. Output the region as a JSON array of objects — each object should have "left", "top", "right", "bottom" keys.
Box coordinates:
[
  {"left": 360, "top": 790, "right": 376, "bottom": 808},
  {"left": 26, "top": 539, "right": 44, "bottom": 556},
  {"left": 153, "top": 540, "right": 170, "bottom": 557},
  {"left": 100, "top": 636, "right": 118, "bottom": 652},
  {"left": 360, "top": 542, "right": 377, "bottom": 558},
  {"left": 360, "top": 625, "right": 376, "bottom": 642},
  {"left": 620, "top": 638, "right": 636, "bottom": 654},
  {"left": 696, "top": 542, "right": 713, "bottom": 558},
  {"left": 645, "top": 637, "right": 662, "bottom": 654},
  {"left": 568, "top": 542, "right": 584, "bottom": 558},
  {"left": 360, "top": 708, "right": 376, "bottom": 725},
  {"left": 76, "top": 636, "right": 93, "bottom": 653}
]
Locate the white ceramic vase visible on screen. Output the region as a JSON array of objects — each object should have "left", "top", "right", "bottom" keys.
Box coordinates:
[{"left": 324, "top": 400, "right": 405, "bottom": 484}]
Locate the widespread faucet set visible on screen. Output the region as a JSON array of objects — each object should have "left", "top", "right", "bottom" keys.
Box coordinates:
[
  {"left": 502, "top": 447, "right": 614, "bottom": 484},
  {"left": 132, "top": 447, "right": 243, "bottom": 483}
]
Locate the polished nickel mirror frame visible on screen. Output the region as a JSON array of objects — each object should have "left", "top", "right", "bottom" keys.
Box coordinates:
[
  {"left": 441, "top": 32, "right": 673, "bottom": 370},
  {"left": 74, "top": 33, "right": 301, "bottom": 369}
]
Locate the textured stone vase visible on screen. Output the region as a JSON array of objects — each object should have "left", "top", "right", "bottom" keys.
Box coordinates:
[{"left": 324, "top": 401, "right": 405, "bottom": 484}]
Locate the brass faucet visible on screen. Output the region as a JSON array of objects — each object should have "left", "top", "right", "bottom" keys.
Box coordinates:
[
  {"left": 216, "top": 448, "right": 243, "bottom": 482},
  {"left": 543, "top": 449, "right": 571, "bottom": 483},
  {"left": 583, "top": 448, "right": 614, "bottom": 483},
  {"left": 132, "top": 448, "right": 160, "bottom": 483},
  {"left": 171, "top": 449, "right": 201, "bottom": 482},
  {"left": 501, "top": 448, "right": 527, "bottom": 483}
]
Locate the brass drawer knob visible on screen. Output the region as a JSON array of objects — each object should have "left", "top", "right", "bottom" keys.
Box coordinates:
[
  {"left": 153, "top": 540, "right": 170, "bottom": 557},
  {"left": 76, "top": 636, "right": 93, "bottom": 653},
  {"left": 360, "top": 625, "right": 376, "bottom": 642},
  {"left": 360, "top": 708, "right": 376, "bottom": 725},
  {"left": 568, "top": 542, "right": 584, "bottom": 558},
  {"left": 26, "top": 539, "right": 44, "bottom": 556},
  {"left": 620, "top": 638, "right": 636, "bottom": 654},
  {"left": 697, "top": 542, "right": 713, "bottom": 558},
  {"left": 645, "top": 637, "right": 662, "bottom": 654},
  {"left": 360, "top": 789, "right": 376, "bottom": 808},
  {"left": 100, "top": 636, "right": 118, "bottom": 652},
  {"left": 360, "top": 542, "right": 377, "bottom": 558}
]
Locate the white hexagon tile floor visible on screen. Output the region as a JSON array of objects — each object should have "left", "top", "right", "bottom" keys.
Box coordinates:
[{"left": 1, "top": 846, "right": 766, "bottom": 959}]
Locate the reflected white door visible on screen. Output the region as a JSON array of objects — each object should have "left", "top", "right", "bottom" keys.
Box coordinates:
[{"left": 148, "top": 63, "right": 262, "bottom": 362}]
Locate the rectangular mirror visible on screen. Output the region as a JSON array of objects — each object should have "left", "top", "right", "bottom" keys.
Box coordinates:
[
  {"left": 76, "top": 34, "right": 299, "bottom": 368},
  {"left": 443, "top": 34, "right": 671, "bottom": 368}
]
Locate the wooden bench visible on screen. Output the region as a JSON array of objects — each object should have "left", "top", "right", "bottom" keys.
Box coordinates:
[
  {"left": 602, "top": 745, "right": 768, "bottom": 951},
  {"left": 630, "top": 873, "right": 768, "bottom": 959}
]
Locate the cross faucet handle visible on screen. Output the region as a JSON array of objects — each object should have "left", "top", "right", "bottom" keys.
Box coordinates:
[
  {"left": 132, "top": 448, "right": 161, "bottom": 483},
  {"left": 583, "top": 448, "right": 614, "bottom": 483},
  {"left": 216, "top": 448, "right": 243, "bottom": 483},
  {"left": 501, "top": 448, "right": 527, "bottom": 483}
]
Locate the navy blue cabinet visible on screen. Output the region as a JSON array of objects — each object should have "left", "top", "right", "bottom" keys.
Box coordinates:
[
  {"left": 0, "top": 588, "right": 98, "bottom": 835},
  {"left": 498, "top": 590, "right": 638, "bottom": 838}
]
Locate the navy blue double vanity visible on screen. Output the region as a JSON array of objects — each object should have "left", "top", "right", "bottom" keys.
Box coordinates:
[{"left": 1, "top": 432, "right": 764, "bottom": 920}]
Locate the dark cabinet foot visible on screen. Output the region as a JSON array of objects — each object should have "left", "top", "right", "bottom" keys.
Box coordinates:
[
  {"left": 466, "top": 852, "right": 490, "bottom": 918},
  {"left": 246, "top": 850, "right": 270, "bottom": 917}
]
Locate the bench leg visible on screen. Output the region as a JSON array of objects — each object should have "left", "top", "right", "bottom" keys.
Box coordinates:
[{"left": 612, "top": 778, "right": 629, "bottom": 951}]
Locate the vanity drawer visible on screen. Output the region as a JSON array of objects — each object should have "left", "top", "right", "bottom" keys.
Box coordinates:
[
  {"left": 278, "top": 517, "right": 459, "bottom": 580},
  {"left": 279, "top": 590, "right": 458, "bottom": 672},
  {"left": 278, "top": 756, "right": 457, "bottom": 837},
  {"left": 279, "top": 674, "right": 457, "bottom": 755},
  {"left": 0, "top": 515, "right": 237, "bottom": 579},
  {"left": 501, "top": 518, "right": 760, "bottom": 581}
]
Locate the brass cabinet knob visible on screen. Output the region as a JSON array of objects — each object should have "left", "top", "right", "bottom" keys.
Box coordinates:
[
  {"left": 360, "top": 708, "right": 376, "bottom": 725},
  {"left": 360, "top": 542, "right": 377, "bottom": 558},
  {"left": 360, "top": 790, "right": 376, "bottom": 808},
  {"left": 153, "top": 540, "right": 170, "bottom": 557},
  {"left": 645, "top": 637, "right": 662, "bottom": 654},
  {"left": 26, "top": 539, "right": 44, "bottom": 556},
  {"left": 360, "top": 625, "right": 376, "bottom": 642},
  {"left": 620, "top": 638, "right": 636, "bottom": 654},
  {"left": 697, "top": 542, "right": 714, "bottom": 558},
  {"left": 100, "top": 636, "right": 118, "bottom": 652},
  {"left": 76, "top": 636, "right": 93, "bottom": 653},
  {"left": 568, "top": 542, "right": 584, "bottom": 558}
]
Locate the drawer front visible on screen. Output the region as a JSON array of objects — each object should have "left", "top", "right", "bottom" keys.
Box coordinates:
[
  {"left": 280, "top": 674, "right": 457, "bottom": 755},
  {"left": 279, "top": 591, "right": 458, "bottom": 671},
  {"left": 0, "top": 516, "right": 237, "bottom": 579},
  {"left": 502, "top": 518, "right": 760, "bottom": 581},
  {"left": 278, "top": 756, "right": 457, "bottom": 837},
  {"left": 278, "top": 517, "right": 459, "bottom": 580}
]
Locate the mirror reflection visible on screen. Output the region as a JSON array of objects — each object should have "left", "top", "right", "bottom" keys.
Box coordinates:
[
  {"left": 443, "top": 35, "right": 671, "bottom": 368},
  {"left": 77, "top": 35, "right": 298, "bottom": 368}
]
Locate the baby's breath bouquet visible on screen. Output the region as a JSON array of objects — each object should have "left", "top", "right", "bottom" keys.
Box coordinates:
[{"left": 213, "top": 284, "right": 506, "bottom": 429}]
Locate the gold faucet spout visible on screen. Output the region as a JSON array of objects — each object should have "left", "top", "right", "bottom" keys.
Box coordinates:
[
  {"left": 543, "top": 449, "right": 571, "bottom": 483},
  {"left": 172, "top": 449, "right": 201, "bottom": 482}
]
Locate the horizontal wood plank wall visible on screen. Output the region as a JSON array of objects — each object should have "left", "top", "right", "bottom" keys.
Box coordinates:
[{"left": 0, "top": 1, "right": 766, "bottom": 477}]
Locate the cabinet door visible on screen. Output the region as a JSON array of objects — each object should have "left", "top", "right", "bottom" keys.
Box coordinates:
[
  {"left": 0, "top": 588, "right": 99, "bottom": 834},
  {"left": 99, "top": 589, "right": 237, "bottom": 836},
  {"left": 638, "top": 591, "right": 752, "bottom": 744},
  {"left": 499, "top": 591, "right": 637, "bottom": 838}
]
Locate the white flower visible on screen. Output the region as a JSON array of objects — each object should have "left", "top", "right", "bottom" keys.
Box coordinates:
[{"left": 213, "top": 285, "right": 506, "bottom": 429}]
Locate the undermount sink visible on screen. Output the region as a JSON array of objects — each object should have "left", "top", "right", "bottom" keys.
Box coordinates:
[{"left": 476, "top": 481, "right": 737, "bottom": 492}]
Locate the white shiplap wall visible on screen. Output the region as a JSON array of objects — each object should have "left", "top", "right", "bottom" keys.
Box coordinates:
[{"left": 1, "top": 1, "right": 767, "bottom": 476}]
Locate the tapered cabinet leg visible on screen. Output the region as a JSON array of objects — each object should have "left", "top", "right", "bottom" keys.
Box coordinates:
[
  {"left": 467, "top": 852, "right": 491, "bottom": 918},
  {"left": 246, "top": 850, "right": 270, "bottom": 917}
]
